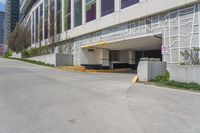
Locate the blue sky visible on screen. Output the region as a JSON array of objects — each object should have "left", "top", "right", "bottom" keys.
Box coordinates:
[{"left": 0, "top": 0, "right": 5, "bottom": 12}]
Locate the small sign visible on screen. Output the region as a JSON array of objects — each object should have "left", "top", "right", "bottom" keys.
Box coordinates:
[{"left": 162, "top": 45, "right": 170, "bottom": 54}]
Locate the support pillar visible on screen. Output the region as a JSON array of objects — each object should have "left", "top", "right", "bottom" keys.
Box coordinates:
[
  {"left": 82, "top": 0, "right": 86, "bottom": 25},
  {"left": 100, "top": 49, "right": 110, "bottom": 69},
  {"left": 115, "top": 0, "right": 120, "bottom": 12},
  {"left": 96, "top": 0, "right": 101, "bottom": 19},
  {"left": 129, "top": 51, "right": 136, "bottom": 69}
]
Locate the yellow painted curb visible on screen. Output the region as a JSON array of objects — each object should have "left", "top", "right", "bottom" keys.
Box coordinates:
[{"left": 132, "top": 75, "right": 138, "bottom": 84}]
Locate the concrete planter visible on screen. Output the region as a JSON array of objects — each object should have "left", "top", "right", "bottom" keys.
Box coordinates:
[
  {"left": 28, "top": 54, "right": 73, "bottom": 66},
  {"left": 168, "top": 64, "right": 200, "bottom": 84},
  {"left": 137, "top": 61, "right": 167, "bottom": 82}
]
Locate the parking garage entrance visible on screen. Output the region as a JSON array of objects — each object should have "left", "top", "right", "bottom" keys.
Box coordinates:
[{"left": 81, "top": 34, "right": 163, "bottom": 70}]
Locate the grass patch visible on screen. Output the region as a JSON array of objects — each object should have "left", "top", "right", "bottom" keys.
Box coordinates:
[
  {"left": 4, "top": 57, "right": 54, "bottom": 67},
  {"left": 152, "top": 72, "right": 200, "bottom": 92}
]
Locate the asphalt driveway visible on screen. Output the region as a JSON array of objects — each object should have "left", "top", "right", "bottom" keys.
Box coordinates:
[{"left": 0, "top": 57, "right": 200, "bottom": 133}]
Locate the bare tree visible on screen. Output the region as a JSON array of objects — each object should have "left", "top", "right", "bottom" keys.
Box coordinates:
[
  {"left": 181, "top": 47, "right": 200, "bottom": 65},
  {"left": 8, "top": 24, "right": 31, "bottom": 53}
]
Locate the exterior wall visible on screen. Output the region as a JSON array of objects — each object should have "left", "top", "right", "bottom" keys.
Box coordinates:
[
  {"left": 168, "top": 64, "right": 200, "bottom": 84},
  {"left": 19, "top": 0, "right": 35, "bottom": 20},
  {"left": 24, "top": 0, "right": 200, "bottom": 66},
  {"left": 72, "top": 3, "right": 200, "bottom": 65},
  {"left": 28, "top": 54, "right": 56, "bottom": 65},
  {"left": 0, "top": 12, "right": 5, "bottom": 44},
  {"left": 28, "top": 54, "right": 73, "bottom": 66}
]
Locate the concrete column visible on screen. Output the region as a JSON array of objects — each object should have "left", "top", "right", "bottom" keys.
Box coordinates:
[
  {"left": 96, "top": 0, "right": 101, "bottom": 19},
  {"left": 82, "top": 0, "right": 86, "bottom": 24},
  {"left": 100, "top": 49, "right": 109, "bottom": 69},
  {"left": 129, "top": 51, "right": 136, "bottom": 66},
  {"left": 71, "top": 0, "right": 74, "bottom": 28},
  {"left": 115, "top": 0, "right": 120, "bottom": 12}
]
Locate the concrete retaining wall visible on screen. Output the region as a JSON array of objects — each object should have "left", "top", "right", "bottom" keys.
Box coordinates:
[
  {"left": 28, "top": 54, "right": 73, "bottom": 66},
  {"left": 11, "top": 53, "right": 22, "bottom": 58},
  {"left": 168, "top": 64, "right": 200, "bottom": 84},
  {"left": 137, "top": 61, "right": 167, "bottom": 82}
]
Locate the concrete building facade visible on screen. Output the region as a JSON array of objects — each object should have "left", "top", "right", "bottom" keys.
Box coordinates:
[
  {"left": 0, "top": 11, "right": 5, "bottom": 44},
  {"left": 3, "top": 0, "right": 19, "bottom": 44},
  {"left": 21, "top": 0, "right": 200, "bottom": 69}
]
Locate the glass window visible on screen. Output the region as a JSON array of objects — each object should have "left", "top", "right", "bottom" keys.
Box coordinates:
[
  {"left": 64, "top": 0, "right": 71, "bottom": 31},
  {"left": 121, "top": 0, "right": 139, "bottom": 9},
  {"left": 74, "top": 0, "right": 82, "bottom": 27},
  {"left": 36, "top": 8, "right": 39, "bottom": 43},
  {"left": 50, "top": 0, "right": 55, "bottom": 37},
  {"left": 56, "top": 0, "right": 62, "bottom": 34},
  {"left": 40, "top": 3, "right": 43, "bottom": 41},
  {"left": 44, "top": 0, "right": 48, "bottom": 39},
  {"left": 101, "top": 0, "right": 114, "bottom": 17},
  {"left": 32, "top": 12, "right": 35, "bottom": 44},
  {"left": 86, "top": 0, "right": 96, "bottom": 22}
]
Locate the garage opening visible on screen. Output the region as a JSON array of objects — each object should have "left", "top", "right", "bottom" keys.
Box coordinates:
[{"left": 81, "top": 33, "right": 163, "bottom": 71}]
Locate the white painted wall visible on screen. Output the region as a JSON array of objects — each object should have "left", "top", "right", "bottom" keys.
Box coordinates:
[
  {"left": 81, "top": 48, "right": 102, "bottom": 65},
  {"left": 28, "top": 54, "right": 56, "bottom": 65},
  {"left": 28, "top": 54, "right": 73, "bottom": 66},
  {"left": 168, "top": 64, "right": 200, "bottom": 84},
  {"left": 81, "top": 48, "right": 110, "bottom": 66}
]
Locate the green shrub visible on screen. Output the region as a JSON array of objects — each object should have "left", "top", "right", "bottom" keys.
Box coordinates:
[
  {"left": 152, "top": 71, "right": 200, "bottom": 91},
  {"left": 4, "top": 51, "right": 13, "bottom": 57},
  {"left": 5, "top": 57, "right": 54, "bottom": 67},
  {"left": 154, "top": 72, "right": 169, "bottom": 82},
  {"left": 22, "top": 45, "right": 54, "bottom": 58}
]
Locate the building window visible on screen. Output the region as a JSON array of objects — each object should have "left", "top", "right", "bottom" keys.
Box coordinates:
[
  {"left": 86, "top": 0, "right": 96, "bottom": 22},
  {"left": 44, "top": 0, "right": 48, "bottom": 39},
  {"left": 40, "top": 3, "right": 43, "bottom": 41},
  {"left": 36, "top": 8, "right": 39, "bottom": 43},
  {"left": 50, "top": 0, "right": 55, "bottom": 37},
  {"left": 64, "top": 0, "right": 71, "bottom": 31},
  {"left": 74, "top": 0, "right": 82, "bottom": 27},
  {"left": 101, "top": 0, "right": 114, "bottom": 17},
  {"left": 32, "top": 12, "right": 35, "bottom": 44},
  {"left": 56, "top": 0, "right": 62, "bottom": 34},
  {"left": 121, "top": 0, "right": 139, "bottom": 9}
]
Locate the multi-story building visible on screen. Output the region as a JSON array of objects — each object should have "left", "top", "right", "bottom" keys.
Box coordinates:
[
  {"left": 21, "top": 0, "right": 200, "bottom": 69},
  {"left": 0, "top": 11, "right": 5, "bottom": 44},
  {"left": 3, "top": 0, "right": 19, "bottom": 44}
]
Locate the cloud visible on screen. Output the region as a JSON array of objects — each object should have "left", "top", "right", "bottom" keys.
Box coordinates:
[{"left": 0, "top": 0, "right": 6, "bottom": 4}]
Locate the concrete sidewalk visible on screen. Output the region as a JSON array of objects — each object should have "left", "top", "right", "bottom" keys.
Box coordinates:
[{"left": 127, "top": 84, "right": 200, "bottom": 133}]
